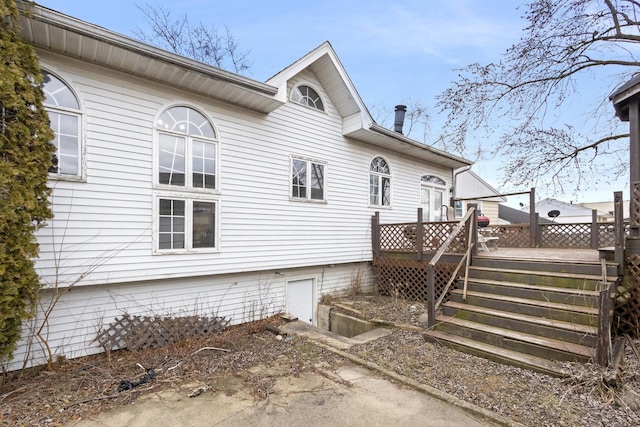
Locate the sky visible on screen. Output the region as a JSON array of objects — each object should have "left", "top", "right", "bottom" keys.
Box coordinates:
[{"left": 36, "top": 0, "right": 630, "bottom": 207}]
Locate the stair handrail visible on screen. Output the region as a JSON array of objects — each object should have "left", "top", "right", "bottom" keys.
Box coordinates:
[{"left": 426, "top": 207, "right": 476, "bottom": 327}]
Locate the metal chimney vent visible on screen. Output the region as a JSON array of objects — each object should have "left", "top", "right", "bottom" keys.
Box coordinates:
[{"left": 394, "top": 105, "right": 407, "bottom": 134}]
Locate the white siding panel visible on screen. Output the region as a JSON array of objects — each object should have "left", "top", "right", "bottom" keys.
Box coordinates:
[
  {"left": 6, "top": 262, "right": 372, "bottom": 371},
  {"left": 34, "top": 52, "right": 454, "bottom": 287}
]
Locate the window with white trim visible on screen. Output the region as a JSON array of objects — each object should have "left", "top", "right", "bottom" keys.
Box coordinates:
[
  {"left": 42, "top": 72, "right": 82, "bottom": 177},
  {"left": 291, "top": 85, "right": 324, "bottom": 111},
  {"left": 455, "top": 200, "right": 464, "bottom": 218},
  {"left": 369, "top": 156, "right": 391, "bottom": 207},
  {"left": 291, "top": 157, "right": 326, "bottom": 201},
  {"left": 157, "top": 196, "right": 217, "bottom": 251},
  {"left": 155, "top": 106, "right": 218, "bottom": 252}
]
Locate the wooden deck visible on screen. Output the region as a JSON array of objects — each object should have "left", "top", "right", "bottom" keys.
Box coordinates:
[{"left": 476, "top": 247, "right": 601, "bottom": 262}]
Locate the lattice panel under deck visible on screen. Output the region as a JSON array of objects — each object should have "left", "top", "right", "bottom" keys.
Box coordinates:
[
  {"left": 96, "top": 314, "right": 229, "bottom": 351},
  {"left": 373, "top": 258, "right": 458, "bottom": 304},
  {"left": 632, "top": 182, "right": 640, "bottom": 228},
  {"left": 614, "top": 254, "right": 640, "bottom": 337}
]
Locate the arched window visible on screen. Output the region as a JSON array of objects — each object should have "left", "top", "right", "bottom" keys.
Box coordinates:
[
  {"left": 42, "top": 72, "right": 81, "bottom": 177},
  {"left": 291, "top": 85, "right": 324, "bottom": 111},
  {"left": 369, "top": 157, "right": 391, "bottom": 207},
  {"left": 156, "top": 106, "right": 217, "bottom": 189},
  {"left": 155, "top": 106, "right": 218, "bottom": 252}
]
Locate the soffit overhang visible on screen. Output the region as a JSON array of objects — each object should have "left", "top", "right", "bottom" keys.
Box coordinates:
[{"left": 18, "top": 3, "right": 283, "bottom": 113}]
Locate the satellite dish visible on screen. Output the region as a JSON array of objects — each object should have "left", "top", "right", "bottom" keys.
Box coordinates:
[{"left": 548, "top": 210, "right": 560, "bottom": 221}]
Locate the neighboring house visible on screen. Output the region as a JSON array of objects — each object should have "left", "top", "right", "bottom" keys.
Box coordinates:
[
  {"left": 452, "top": 169, "right": 506, "bottom": 225},
  {"left": 498, "top": 204, "right": 553, "bottom": 225},
  {"left": 577, "top": 200, "right": 630, "bottom": 221},
  {"left": 520, "top": 198, "right": 610, "bottom": 223},
  {"left": 6, "top": 4, "right": 471, "bottom": 370}
]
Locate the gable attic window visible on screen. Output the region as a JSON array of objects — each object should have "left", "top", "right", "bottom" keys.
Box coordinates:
[
  {"left": 291, "top": 84, "right": 325, "bottom": 111},
  {"left": 42, "top": 72, "right": 82, "bottom": 178},
  {"left": 154, "top": 106, "right": 219, "bottom": 252},
  {"left": 369, "top": 156, "right": 391, "bottom": 207},
  {"left": 291, "top": 156, "right": 326, "bottom": 202}
]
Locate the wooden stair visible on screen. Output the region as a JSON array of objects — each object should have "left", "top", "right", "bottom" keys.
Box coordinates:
[{"left": 424, "top": 256, "right": 617, "bottom": 377}]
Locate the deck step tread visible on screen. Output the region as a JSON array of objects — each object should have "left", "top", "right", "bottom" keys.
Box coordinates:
[
  {"left": 468, "top": 266, "right": 611, "bottom": 282},
  {"left": 466, "top": 278, "right": 602, "bottom": 296},
  {"left": 424, "top": 329, "right": 567, "bottom": 377},
  {"left": 442, "top": 301, "right": 598, "bottom": 335},
  {"left": 449, "top": 289, "right": 600, "bottom": 315},
  {"left": 436, "top": 315, "right": 595, "bottom": 358},
  {"left": 476, "top": 256, "right": 616, "bottom": 267}
]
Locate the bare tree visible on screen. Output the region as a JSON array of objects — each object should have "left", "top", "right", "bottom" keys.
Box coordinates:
[
  {"left": 133, "top": 4, "right": 251, "bottom": 74},
  {"left": 437, "top": 0, "right": 639, "bottom": 195}
]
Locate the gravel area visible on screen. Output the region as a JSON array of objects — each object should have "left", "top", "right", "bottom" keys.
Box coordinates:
[{"left": 2, "top": 295, "right": 640, "bottom": 426}]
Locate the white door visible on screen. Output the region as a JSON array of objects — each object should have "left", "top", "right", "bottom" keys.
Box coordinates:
[
  {"left": 421, "top": 186, "right": 445, "bottom": 221},
  {"left": 287, "top": 278, "right": 314, "bottom": 324}
]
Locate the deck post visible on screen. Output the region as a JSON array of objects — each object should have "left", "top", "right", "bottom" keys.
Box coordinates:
[
  {"left": 426, "top": 265, "right": 435, "bottom": 328},
  {"left": 416, "top": 208, "right": 424, "bottom": 261},
  {"left": 529, "top": 188, "right": 536, "bottom": 247},
  {"left": 371, "top": 212, "right": 380, "bottom": 259},
  {"left": 534, "top": 213, "right": 541, "bottom": 248},
  {"left": 590, "top": 210, "right": 599, "bottom": 249},
  {"left": 614, "top": 191, "right": 624, "bottom": 275},
  {"left": 469, "top": 203, "right": 478, "bottom": 258},
  {"left": 596, "top": 285, "right": 613, "bottom": 367}
]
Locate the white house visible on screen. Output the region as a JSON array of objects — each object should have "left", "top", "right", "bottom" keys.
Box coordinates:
[
  {"left": 521, "top": 198, "right": 610, "bottom": 223},
  {"left": 5, "top": 3, "right": 471, "bottom": 370},
  {"left": 452, "top": 169, "right": 506, "bottom": 225}
]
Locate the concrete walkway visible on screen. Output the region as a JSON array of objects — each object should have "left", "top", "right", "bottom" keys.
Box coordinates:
[{"left": 71, "top": 363, "right": 498, "bottom": 427}]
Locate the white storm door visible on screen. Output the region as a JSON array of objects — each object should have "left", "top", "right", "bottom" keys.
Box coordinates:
[
  {"left": 287, "top": 278, "right": 314, "bottom": 324},
  {"left": 434, "top": 189, "right": 444, "bottom": 221},
  {"left": 420, "top": 187, "right": 431, "bottom": 221},
  {"left": 421, "top": 186, "right": 445, "bottom": 221}
]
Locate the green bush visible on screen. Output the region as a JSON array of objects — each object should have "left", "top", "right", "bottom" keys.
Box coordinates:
[{"left": 0, "top": 0, "right": 55, "bottom": 362}]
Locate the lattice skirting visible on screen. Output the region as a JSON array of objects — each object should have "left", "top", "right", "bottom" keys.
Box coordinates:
[
  {"left": 373, "top": 258, "right": 458, "bottom": 303},
  {"left": 96, "top": 314, "right": 229, "bottom": 351},
  {"left": 614, "top": 254, "right": 640, "bottom": 337}
]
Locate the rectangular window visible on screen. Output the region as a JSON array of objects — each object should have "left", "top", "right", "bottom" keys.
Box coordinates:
[
  {"left": 192, "top": 139, "right": 216, "bottom": 189},
  {"left": 455, "top": 200, "right": 463, "bottom": 218},
  {"left": 158, "top": 134, "right": 186, "bottom": 186},
  {"left": 369, "top": 175, "right": 379, "bottom": 205},
  {"left": 48, "top": 110, "right": 80, "bottom": 176},
  {"left": 192, "top": 201, "right": 216, "bottom": 248},
  {"left": 159, "top": 199, "right": 185, "bottom": 250},
  {"left": 291, "top": 157, "right": 325, "bottom": 201},
  {"left": 157, "top": 197, "right": 217, "bottom": 252}
]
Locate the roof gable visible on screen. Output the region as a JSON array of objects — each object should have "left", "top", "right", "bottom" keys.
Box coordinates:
[
  {"left": 455, "top": 170, "right": 506, "bottom": 202},
  {"left": 266, "top": 42, "right": 368, "bottom": 120}
]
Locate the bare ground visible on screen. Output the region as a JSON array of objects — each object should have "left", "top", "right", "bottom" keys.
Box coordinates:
[{"left": 2, "top": 295, "right": 640, "bottom": 426}]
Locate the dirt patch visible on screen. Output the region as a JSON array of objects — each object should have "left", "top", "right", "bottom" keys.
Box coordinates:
[
  {"left": 0, "top": 318, "right": 343, "bottom": 426},
  {"left": 2, "top": 298, "right": 640, "bottom": 427}
]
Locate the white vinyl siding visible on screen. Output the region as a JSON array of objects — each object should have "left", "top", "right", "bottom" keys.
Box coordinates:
[
  {"left": 9, "top": 262, "right": 373, "bottom": 371},
  {"left": 33, "top": 56, "right": 453, "bottom": 289}
]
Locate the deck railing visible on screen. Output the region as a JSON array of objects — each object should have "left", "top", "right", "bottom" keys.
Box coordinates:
[{"left": 371, "top": 206, "right": 477, "bottom": 327}]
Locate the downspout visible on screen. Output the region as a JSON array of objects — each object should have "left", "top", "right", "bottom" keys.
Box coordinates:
[{"left": 451, "top": 165, "right": 472, "bottom": 208}]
